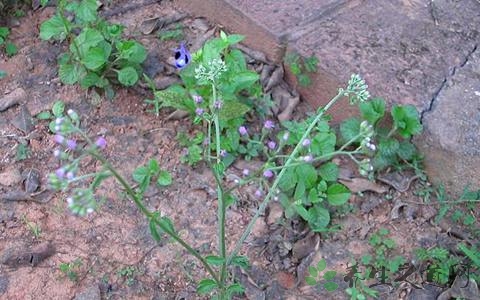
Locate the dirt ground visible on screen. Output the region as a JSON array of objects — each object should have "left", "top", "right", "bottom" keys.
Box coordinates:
[{"left": 0, "top": 1, "right": 477, "bottom": 300}]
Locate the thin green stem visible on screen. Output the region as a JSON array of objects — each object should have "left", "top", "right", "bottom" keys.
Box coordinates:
[{"left": 227, "top": 90, "right": 344, "bottom": 264}]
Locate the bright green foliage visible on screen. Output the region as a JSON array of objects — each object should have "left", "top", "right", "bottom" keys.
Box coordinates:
[
  {"left": 340, "top": 98, "right": 422, "bottom": 171},
  {"left": 0, "top": 26, "right": 17, "bottom": 57},
  {"left": 364, "top": 229, "right": 406, "bottom": 275},
  {"left": 59, "top": 258, "right": 82, "bottom": 282},
  {"left": 284, "top": 52, "right": 318, "bottom": 86},
  {"left": 415, "top": 247, "right": 463, "bottom": 285},
  {"left": 177, "top": 131, "right": 205, "bottom": 166},
  {"left": 39, "top": 0, "right": 146, "bottom": 96},
  {"left": 304, "top": 258, "right": 339, "bottom": 291}
]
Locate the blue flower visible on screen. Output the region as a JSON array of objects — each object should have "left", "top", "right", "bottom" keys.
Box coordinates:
[{"left": 174, "top": 43, "right": 191, "bottom": 69}]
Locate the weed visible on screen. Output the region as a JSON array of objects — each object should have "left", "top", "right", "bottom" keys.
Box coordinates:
[
  {"left": 15, "top": 142, "right": 29, "bottom": 161},
  {"left": 0, "top": 26, "right": 18, "bottom": 57},
  {"left": 39, "top": 0, "right": 147, "bottom": 98},
  {"left": 21, "top": 215, "right": 42, "bottom": 238},
  {"left": 117, "top": 266, "right": 136, "bottom": 286},
  {"left": 284, "top": 51, "right": 318, "bottom": 86},
  {"left": 36, "top": 100, "right": 66, "bottom": 133},
  {"left": 59, "top": 258, "right": 83, "bottom": 282}
]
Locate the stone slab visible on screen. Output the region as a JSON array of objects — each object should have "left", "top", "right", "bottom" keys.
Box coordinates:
[{"left": 416, "top": 48, "right": 480, "bottom": 195}]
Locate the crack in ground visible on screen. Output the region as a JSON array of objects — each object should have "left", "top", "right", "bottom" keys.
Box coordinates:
[{"left": 420, "top": 43, "right": 478, "bottom": 123}]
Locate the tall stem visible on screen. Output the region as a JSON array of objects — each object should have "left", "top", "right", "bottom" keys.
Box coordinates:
[{"left": 227, "top": 90, "right": 344, "bottom": 264}]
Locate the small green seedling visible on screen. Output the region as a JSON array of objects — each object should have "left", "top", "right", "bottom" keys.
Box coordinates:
[{"left": 59, "top": 258, "right": 83, "bottom": 282}]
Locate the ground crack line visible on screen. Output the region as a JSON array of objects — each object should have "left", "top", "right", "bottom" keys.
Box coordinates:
[{"left": 420, "top": 43, "right": 478, "bottom": 123}]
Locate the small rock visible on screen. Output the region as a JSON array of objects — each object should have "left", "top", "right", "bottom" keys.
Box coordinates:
[
  {"left": 0, "top": 167, "right": 22, "bottom": 187},
  {"left": 266, "top": 202, "right": 283, "bottom": 225},
  {"left": 74, "top": 284, "right": 101, "bottom": 300},
  {"left": 0, "top": 88, "right": 27, "bottom": 112}
]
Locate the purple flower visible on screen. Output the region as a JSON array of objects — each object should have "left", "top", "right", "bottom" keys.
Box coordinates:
[
  {"left": 66, "top": 139, "right": 77, "bottom": 150},
  {"left": 267, "top": 140, "right": 276, "bottom": 150},
  {"left": 303, "top": 155, "right": 313, "bottom": 162},
  {"left": 242, "top": 169, "right": 250, "bottom": 176},
  {"left": 264, "top": 120, "right": 275, "bottom": 130},
  {"left": 254, "top": 190, "right": 263, "bottom": 198},
  {"left": 214, "top": 100, "right": 223, "bottom": 110},
  {"left": 95, "top": 137, "right": 107, "bottom": 149},
  {"left": 302, "top": 139, "right": 311, "bottom": 147},
  {"left": 54, "top": 134, "right": 65, "bottom": 144},
  {"left": 55, "top": 167, "right": 65, "bottom": 178},
  {"left": 195, "top": 107, "right": 204, "bottom": 116},
  {"left": 193, "top": 95, "right": 203, "bottom": 104},
  {"left": 263, "top": 169, "right": 274, "bottom": 178},
  {"left": 238, "top": 126, "right": 248, "bottom": 136},
  {"left": 220, "top": 149, "right": 227, "bottom": 157},
  {"left": 66, "top": 171, "right": 75, "bottom": 180},
  {"left": 174, "top": 43, "right": 191, "bottom": 69}
]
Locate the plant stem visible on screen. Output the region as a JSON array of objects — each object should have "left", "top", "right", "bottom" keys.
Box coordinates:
[
  {"left": 227, "top": 89, "right": 344, "bottom": 264},
  {"left": 87, "top": 150, "right": 221, "bottom": 285}
]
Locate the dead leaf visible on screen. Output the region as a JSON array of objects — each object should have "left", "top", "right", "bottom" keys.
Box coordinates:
[
  {"left": 22, "top": 168, "right": 41, "bottom": 193},
  {"left": 11, "top": 105, "right": 34, "bottom": 133},
  {"left": 339, "top": 177, "right": 388, "bottom": 193},
  {"left": 0, "top": 88, "right": 26, "bottom": 112},
  {"left": 377, "top": 170, "right": 419, "bottom": 192},
  {"left": 437, "top": 276, "right": 479, "bottom": 300},
  {"left": 265, "top": 66, "right": 284, "bottom": 91}
]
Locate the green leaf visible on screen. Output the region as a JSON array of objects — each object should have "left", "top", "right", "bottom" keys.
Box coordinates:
[
  {"left": 294, "top": 180, "right": 306, "bottom": 201},
  {"left": 82, "top": 45, "right": 111, "bottom": 70},
  {"left": 117, "top": 40, "right": 147, "bottom": 63},
  {"left": 326, "top": 183, "right": 350, "bottom": 206},
  {"left": 52, "top": 100, "right": 65, "bottom": 117},
  {"left": 226, "top": 34, "right": 244, "bottom": 45},
  {"left": 158, "top": 216, "right": 175, "bottom": 234},
  {"left": 295, "top": 204, "right": 312, "bottom": 222},
  {"left": 231, "top": 256, "right": 249, "bottom": 270},
  {"left": 378, "top": 138, "right": 400, "bottom": 157},
  {"left": 278, "top": 168, "right": 296, "bottom": 191},
  {"left": 153, "top": 85, "right": 192, "bottom": 111},
  {"left": 323, "top": 270, "right": 336, "bottom": 280},
  {"left": 0, "top": 27, "right": 9, "bottom": 39},
  {"left": 391, "top": 105, "right": 422, "bottom": 138},
  {"left": 117, "top": 66, "right": 139, "bottom": 86},
  {"left": 132, "top": 166, "right": 149, "bottom": 183},
  {"left": 58, "top": 63, "right": 79, "bottom": 84},
  {"left": 298, "top": 73, "right": 311, "bottom": 86},
  {"left": 157, "top": 170, "right": 172, "bottom": 186},
  {"left": 317, "top": 259, "right": 327, "bottom": 272},
  {"left": 305, "top": 276, "right": 317, "bottom": 286},
  {"left": 226, "top": 283, "right": 245, "bottom": 298},
  {"left": 307, "top": 188, "right": 319, "bottom": 204},
  {"left": 318, "top": 162, "right": 339, "bottom": 182},
  {"left": 397, "top": 140, "right": 416, "bottom": 160},
  {"left": 197, "top": 279, "right": 218, "bottom": 295},
  {"left": 219, "top": 101, "right": 250, "bottom": 121},
  {"left": 324, "top": 281, "right": 339, "bottom": 292},
  {"left": 5, "top": 42, "right": 17, "bottom": 56},
  {"left": 229, "top": 71, "right": 259, "bottom": 93},
  {"left": 36, "top": 111, "right": 52, "bottom": 120},
  {"left": 312, "top": 132, "right": 336, "bottom": 156},
  {"left": 308, "top": 266, "right": 318, "bottom": 277},
  {"left": 76, "top": 0, "right": 99, "bottom": 23},
  {"left": 295, "top": 164, "right": 318, "bottom": 188},
  {"left": 309, "top": 205, "right": 330, "bottom": 230},
  {"left": 40, "top": 14, "right": 69, "bottom": 40},
  {"left": 340, "top": 117, "right": 361, "bottom": 142},
  {"left": 205, "top": 255, "right": 225, "bottom": 266},
  {"left": 0, "top": 70, "right": 6, "bottom": 79},
  {"left": 304, "top": 56, "right": 319, "bottom": 73},
  {"left": 149, "top": 216, "right": 161, "bottom": 242},
  {"left": 80, "top": 72, "right": 108, "bottom": 88},
  {"left": 72, "top": 28, "right": 104, "bottom": 57},
  {"left": 360, "top": 98, "right": 385, "bottom": 125}
]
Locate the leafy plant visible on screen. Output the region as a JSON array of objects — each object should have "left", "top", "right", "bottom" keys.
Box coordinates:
[
  {"left": 177, "top": 131, "right": 205, "bottom": 166},
  {"left": 39, "top": 0, "right": 147, "bottom": 97},
  {"left": 158, "top": 23, "right": 184, "bottom": 41},
  {"left": 117, "top": 266, "right": 136, "bottom": 286},
  {"left": 284, "top": 51, "right": 319, "bottom": 86},
  {"left": 36, "top": 100, "right": 66, "bottom": 133},
  {"left": 305, "top": 258, "right": 339, "bottom": 291},
  {"left": 362, "top": 228, "right": 406, "bottom": 275},
  {"left": 59, "top": 258, "right": 83, "bottom": 282},
  {"left": 339, "top": 97, "right": 422, "bottom": 172},
  {"left": 0, "top": 26, "right": 18, "bottom": 56}
]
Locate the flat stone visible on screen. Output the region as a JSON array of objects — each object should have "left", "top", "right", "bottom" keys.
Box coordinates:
[{"left": 415, "top": 48, "right": 480, "bottom": 195}]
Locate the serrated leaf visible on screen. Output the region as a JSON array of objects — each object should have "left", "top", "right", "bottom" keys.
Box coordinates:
[
  {"left": 318, "top": 162, "right": 339, "bottom": 182},
  {"left": 82, "top": 45, "right": 110, "bottom": 70},
  {"left": 309, "top": 205, "right": 330, "bottom": 230},
  {"left": 59, "top": 63, "right": 79, "bottom": 84},
  {"left": 305, "top": 276, "right": 317, "bottom": 286},
  {"left": 117, "top": 66, "right": 138, "bottom": 86},
  {"left": 308, "top": 266, "right": 318, "bottom": 277},
  {"left": 324, "top": 281, "right": 339, "bottom": 291},
  {"left": 76, "top": 0, "right": 99, "bottom": 23},
  {"left": 157, "top": 170, "right": 172, "bottom": 186},
  {"left": 378, "top": 138, "right": 400, "bottom": 157},
  {"left": 197, "top": 279, "right": 218, "bottom": 295},
  {"left": 340, "top": 117, "right": 361, "bottom": 142},
  {"left": 36, "top": 111, "right": 52, "bottom": 120},
  {"left": 205, "top": 255, "right": 225, "bottom": 266},
  {"left": 231, "top": 256, "right": 249, "bottom": 269},
  {"left": 117, "top": 40, "right": 147, "bottom": 63},
  {"left": 360, "top": 98, "right": 385, "bottom": 125},
  {"left": 153, "top": 85, "right": 191, "bottom": 111},
  {"left": 226, "top": 283, "right": 245, "bottom": 297},
  {"left": 278, "top": 168, "right": 297, "bottom": 191},
  {"left": 52, "top": 100, "right": 65, "bottom": 117},
  {"left": 72, "top": 28, "right": 104, "bottom": 57},
  {"left": 397, "top": 140, "right": 416, "bottom": 160},
  {"left": 80, "top": 72, "right": 107, "bottom": 88},
  {"left": 391, "top": 105, "right": 422, "bottom": 138},
  {"left": 39, "top": 14, "right": 69, "bottom": 40},
  {"left": 219, "top": 100, "right": 250, "bottom": 121},
  {"left": 327, "top": 183, "right": 351, "bottom": 206},
  {"left": 317, "top": 259, "right": 327, "bottom": 272},
  {"left": 323, "top": 270, "right": 336, "bottom": 280},
  {"left": 295, "top": 164, "right": 317, "bottom": 189}
]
